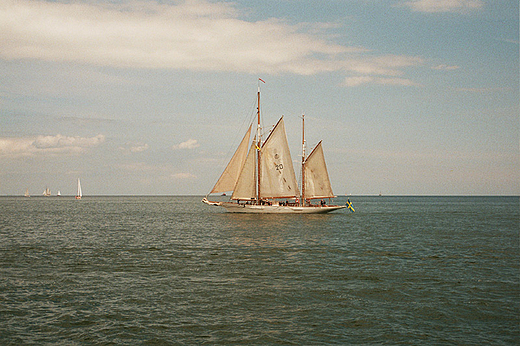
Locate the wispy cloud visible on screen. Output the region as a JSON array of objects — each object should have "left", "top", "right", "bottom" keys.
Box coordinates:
[
  {"left": 119, "top": 142, "right": 149, "bottom": 154},
  {"left": 343, "top": 76, "right": 420, "bottom": 87},
  {"left": 116, "top": 163, "right": 196, "bottom": 181},
  {"left": 432, "top": 64, "right": 460, "bottom": 70},
  {"left": 456, "top": 87, "right": 511, "bottom": 93},
  {"left": 403, "top": 0, "right": 485, "bottom": 13},
  {"left": 0, "top": 134, "right": 105, "bottom": 157},
  {"left": 342, "top": 54, "right": 423, "bottom": 87},
  {"left": 172, "top": 172, "right": 197, "bottom": 180},
  {"left": 117, "top": 162, "right": 160, "bottom": 172},
  {"left": 172, "top": 139, "right": 200, "bottom": 150},
  {"left": 496, "top": 38, "right": 519, "bottom": 45},
  {"left": 0, "top": 0, "right": 423, "bottom": 84}
]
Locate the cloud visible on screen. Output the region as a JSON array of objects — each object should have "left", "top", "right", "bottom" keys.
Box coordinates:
[
  {"left": 33, "top": 134, "right": 105, "bottom": 149},
  {"left": 119, "top": 142, "right": 149, "bottom": 153},
  {"left": 432, "top": 64, "right": 460, "bottom": 70},
  {"left": 343, "top": 76, "right": 420, "bottom": 87},
  {"left": 456, "top": 87, "right": 511, "bottom": 93},
  {"left": 0, "top": 134, "right": 105, "bottom": 157},
  {"left": 117, "top": 162, "right": 159, "bottom": 172},
  {"left": 0, "top": 138, "right": 34, "bottom": 157},
  {"left": 343, "top": 76, "right": 375, "bottom": 87},
  {"left": 0, "top": 0, "right": 422, "bottom": 81},
  {"left": 341, "top": 54, "right": 423, "bottom": 87},
  {"left": 172, "top": 173, "right": 197, "bottom": 180},
  {"left": 172, "top": 139, "right": 200, "bottom": 150},
  {"left": 403, "top": 0, "right": 485, "bottom": 13},
  {"left": 496, "top": 38, "right": 519, "bottom": 45}
]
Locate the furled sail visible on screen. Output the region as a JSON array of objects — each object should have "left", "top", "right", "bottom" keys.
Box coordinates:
[
  {"left": 260, "top": 117, "right": 299, "bottom": 198},
  {"left": 232, "top": 142, "right": 257, "bottom": 200},
  {"left": 304, "top": 141, "right": 334, "bottom": 199},
  {"left": 211, "top": 125, "right": 251, "bottom": 194}
]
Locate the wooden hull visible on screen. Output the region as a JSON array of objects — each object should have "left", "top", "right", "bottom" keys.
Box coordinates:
[{"left": 203, "top": 199, "right": 345, "bottom": 214}]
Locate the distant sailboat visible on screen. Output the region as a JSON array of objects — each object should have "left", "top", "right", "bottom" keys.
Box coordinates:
[
  {"left": 25, "top": 188, "right": 30, "bottom": 197},
  {"left": 75, "top": 179, "right": 82, "bottom": 199},
  {"left": 57, "top": 190, "right": 61, "bottom": 197},
  {"left": 43, "top": 187, "right": 51, "bottom": 197},
  {"left": 202, "top": 81, "right": 345, "bottom": 214}
]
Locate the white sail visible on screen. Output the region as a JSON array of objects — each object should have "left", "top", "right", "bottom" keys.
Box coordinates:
[
  {"left": 76, "top": 178, "right": 82, "bottom": 198},
  {"left": 211, "top": 125, "right": 251, "bottom": 194},
  {"left": 304, "top": 141, "right": 335, "bottom": 199},
  {"left": 260, "top": 117, "right": 299, "bottom": 199},
  {"left": 231, "top": 142, "right": 257, "bottom": 200}
]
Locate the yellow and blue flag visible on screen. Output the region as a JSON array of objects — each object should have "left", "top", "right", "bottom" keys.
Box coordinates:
[{"left": 346, "top": 199, "right": 355, "bottom": 213}]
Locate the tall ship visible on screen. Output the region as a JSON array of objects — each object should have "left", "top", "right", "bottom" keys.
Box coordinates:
[
  {"left": 42, "top": 187, "right": 51, "bottom": 197},
  {"left": 202, "top": 81, "right": 345, "bottom": 214}
]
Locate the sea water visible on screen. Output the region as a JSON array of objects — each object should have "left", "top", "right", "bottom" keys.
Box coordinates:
[{"left": 0, "top": 196, "right": 518, "bottom": 344}]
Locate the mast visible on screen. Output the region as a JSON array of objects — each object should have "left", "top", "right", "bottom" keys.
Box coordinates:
[
  {"left": 301, "top": 113, "right": 306, "bottom": 206},
  {"left": 256, "top": 82, "right": 262, "bottom": 202}
]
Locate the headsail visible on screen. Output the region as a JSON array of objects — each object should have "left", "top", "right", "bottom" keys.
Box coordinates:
[
  {"left": 211, "top": 125, "right": 252, "bottom": 194},
  {"left": 304, "top": 141, "right": 335, "bottom": 199},
  {"left": 260, "top": 117, "right": 299, "bottom": 199},
  {"left": 231, "top": 142, "right": 257, "bottom": 200}
]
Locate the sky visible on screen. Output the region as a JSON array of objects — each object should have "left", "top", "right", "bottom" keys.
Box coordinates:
[{"left": 0, "top": 0, "right": 518, "bottom": 196}]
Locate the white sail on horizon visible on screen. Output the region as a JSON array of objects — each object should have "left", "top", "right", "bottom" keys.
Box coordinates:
[{"left": 76, "top": 178, "right": 82, "bottom": 198}]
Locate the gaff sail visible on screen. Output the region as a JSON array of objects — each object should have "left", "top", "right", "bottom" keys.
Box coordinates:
[
  {"left": 304, "top": 141, "right": 335, "bottom": 199},
  {"left": 260, "top": 117, "right": 299, "bottom": 199}
]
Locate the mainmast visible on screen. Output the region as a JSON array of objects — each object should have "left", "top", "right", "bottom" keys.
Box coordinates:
[
  {"left": 301, "top": 113, "right": 306, "bottom": 206},
  {"left": 256, "top": 81, "right": 262, "bottom": 202}
]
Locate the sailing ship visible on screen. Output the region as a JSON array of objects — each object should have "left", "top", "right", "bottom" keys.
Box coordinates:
[
  {"left": 75, "top": 178, "right": 82, "bottom": 199},
  {"left": 25, "top": 188, "right": 30, "bottom": 197},
  {"left": 43, "top": 187, "right": 51, "bottom": 197},
  {"left": 57, "top": 190, "right": 61, "bottom": 197},
  {"left": 202, "top": 82, "right": 345, "bottom": 214}
]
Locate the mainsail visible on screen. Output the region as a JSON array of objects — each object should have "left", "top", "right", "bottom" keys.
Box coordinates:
[
  {"left": 260, "top": 117, "right": 299, "bottom": 199},
  {"left": 304, "top": 141, "right": 335, "bottom": 199},
  {"left": 210, "top": 125, "right": 251, "bottom": 194}
]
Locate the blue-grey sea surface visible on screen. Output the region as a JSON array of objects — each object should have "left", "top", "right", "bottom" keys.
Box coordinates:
[{"left": 0, "top": 196, "right": 518, "bottom": 344}]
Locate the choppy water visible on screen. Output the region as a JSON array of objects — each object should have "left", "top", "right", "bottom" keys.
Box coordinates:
[{"left": 0, "top": 196, "right": 518, "bottom": 345}]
